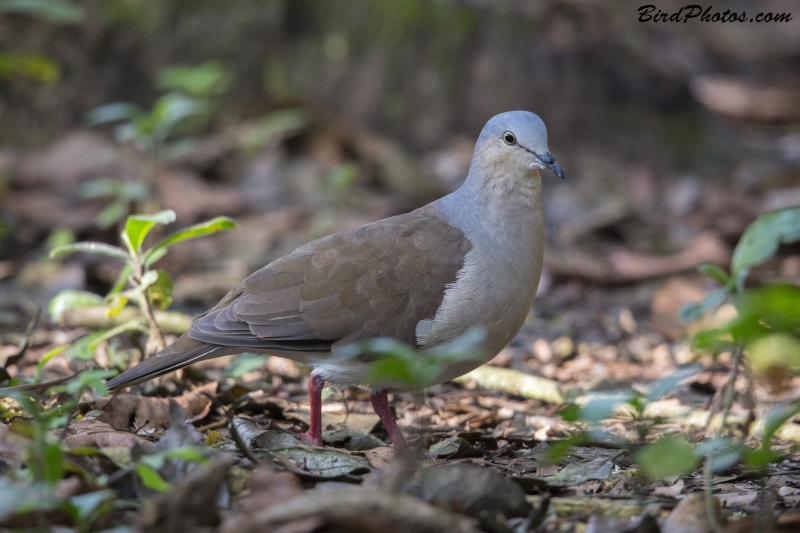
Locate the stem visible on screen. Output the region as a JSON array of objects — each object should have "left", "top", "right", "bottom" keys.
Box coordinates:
[
  {"left": 717, "top": 346, "right": 743, "bottom": 438},
  {"left": 139, "top": 294, "right": 166, "bottom": 357},
  {"left": 704, "top": 456, "right": 725, "bottom": 533}
]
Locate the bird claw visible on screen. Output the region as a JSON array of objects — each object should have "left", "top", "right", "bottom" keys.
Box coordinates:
[{"left": 298, "top": 431, "right": 323, "bottom": 447}]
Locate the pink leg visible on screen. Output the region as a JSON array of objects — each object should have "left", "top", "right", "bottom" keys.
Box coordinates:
[
  {"left": 370, "top": 390, "right": 408, "bottom": 450},
  {"left": 298, "top": 373, "right": 325, "bottom": 446}
]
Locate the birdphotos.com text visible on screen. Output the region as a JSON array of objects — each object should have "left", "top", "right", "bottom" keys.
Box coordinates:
[{"left": 638, "top": 5, "right": 792, "bottom": 23}]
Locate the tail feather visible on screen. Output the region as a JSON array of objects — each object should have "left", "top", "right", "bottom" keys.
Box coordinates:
[{"left": 106, "top": 334, "right": 229, "bottom": 391}]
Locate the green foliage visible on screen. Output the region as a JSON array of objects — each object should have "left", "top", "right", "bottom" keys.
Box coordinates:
[
  {"left": 48, "top": 290, "right": 104, "bottom": 322},
  {"left": 87, "top": 93, "right": 209, "bottom": 154},
  {"left": 157, "top": 61, "right": 231, "bottom": 98},
  {"left": 731, "top": 207, "right": 800, "bottom": 289},
  {"left": 334, "top": 328, "right": 486, "bottom": 390},
  {"left": 680, "top": 206, "right": 800, "bottom": 322},
  {"left": 241, "top": 108, "right": 308, "bottom": 156},
  {"left": 225, "top": 353, "right": 270, "bottom": 379},
  {"left": 0, "top": 0, "right": 84, "bottom": 25},
  {"left": 48, "top": 210, "right": 238, "bottom": 370},
  {"left": 0, "top": 53, "right": 59, "bottom": 84},
  {"left": 637, "top": 435, "right": 698, "bottom": 478},
  {"left": 79, "top": 178, "right": 150, "bottom": 229},
  {"left": 598, "top": 206, "right": 800, "bottom": 480},
  {"left": 134, "top": 463, "right": 171, "bottom": 492}
]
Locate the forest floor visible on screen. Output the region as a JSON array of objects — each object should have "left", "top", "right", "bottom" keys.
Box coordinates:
[{"left": 1, "top": 113, "right": 800, "bottom": 532}]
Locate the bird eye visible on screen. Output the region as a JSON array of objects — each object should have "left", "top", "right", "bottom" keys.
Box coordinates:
[{"left": 503, "top": 131, "right": 516, "bottom": 145}]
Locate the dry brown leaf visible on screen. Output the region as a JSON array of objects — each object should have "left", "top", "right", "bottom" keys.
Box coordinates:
[
  {"left": 364, "top": 446, "right": 396, "bottom": 469},
  {"left": 662, "top": 492, "right": 721, "bottom": 533},
  {"left": 62, "top": 418, "right": 149, "bottom": 448},
  {"left": 93, "top": 382, "right": 217, "bottom": 430},
  {"left": 137, "top": 457, "right": 234, "bottom": 533},
  {"left": 221, "top": 466, "right": 319, "bottom": 533}
]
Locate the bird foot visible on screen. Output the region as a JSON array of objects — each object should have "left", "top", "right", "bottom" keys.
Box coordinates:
[{"left": 297, "top": 431, "right": 323, "bottom": 446}]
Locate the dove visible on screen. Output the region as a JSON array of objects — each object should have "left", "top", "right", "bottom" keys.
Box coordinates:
[{"left": 107, "top": 110, "right": 564, "bottom": 449}]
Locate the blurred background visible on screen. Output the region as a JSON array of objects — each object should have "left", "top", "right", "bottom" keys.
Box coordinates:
[{"left": 1, "top": 0, "right": 800, "bottom": 387}]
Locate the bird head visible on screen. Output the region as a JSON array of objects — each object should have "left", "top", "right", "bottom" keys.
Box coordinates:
[{"left": 475, "top": 111, "right": 564, "bottom": 180}]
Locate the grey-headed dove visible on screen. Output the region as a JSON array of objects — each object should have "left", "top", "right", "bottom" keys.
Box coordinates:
[{"left": 107, "top": 110, "right": 564, "bottom": 449}]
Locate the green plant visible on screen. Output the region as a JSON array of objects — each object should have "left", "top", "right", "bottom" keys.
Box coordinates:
[
  {"left": 83, "top": 62, "right": 231, "bottom": 225},
  {"left": 334, "top": 328, "right": 486, "bottom": 391},
  {"left": 86, "top": 92, "right": 210, "bottom": 158},
  {"left": 49, "top": 209, "right": 238, "bottom": 357},
  {"left": 556, "top": 207, "right": 800, "bottom": 484},
  {"left": 680, "top": 206, "right": 800, "bottom": 429}
]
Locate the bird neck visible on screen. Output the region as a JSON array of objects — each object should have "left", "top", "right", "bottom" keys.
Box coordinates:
[{"left": 444, "top": 165, "right": 545, "bottom": 242}]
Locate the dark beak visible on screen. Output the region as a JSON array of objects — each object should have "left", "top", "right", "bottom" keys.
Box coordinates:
[{"left": 538, "top": 152, "right": 564, "bottom": 180}]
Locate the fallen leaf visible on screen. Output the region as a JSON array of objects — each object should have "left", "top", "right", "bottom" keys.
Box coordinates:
[
  {"left": 62, "top": 418, "right": 150, "bottom": 448},
  {"left": 322, "top": 428, "right": 386, "bottom": 451},
  {"left": 662, "top": 492, "right": 721, "bottom": 533},
  {"left": 539, "top": 455, "right": 618, "bottom": 488},
  {"left": 268, "top": 447, "right": 371, "bottom": 479},
  {"left": 413, "top": 463, "right": 531, "bottom": 519},
  {"left": 364, "top": 447, "right": 396, "bottom": 469},
  {"left": 94, "top": 382, "right": 217, "bottom": 430},
  {"left": 137, "top": 457, "right": 234, "bottom": 533},
  {"left": 221, "top": 466, "right": 319, "bottom": 533}
]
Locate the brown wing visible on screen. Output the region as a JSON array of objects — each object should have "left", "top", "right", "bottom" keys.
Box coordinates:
[{"left": 188, "top": 204, "right": 471, "bottom": 351}]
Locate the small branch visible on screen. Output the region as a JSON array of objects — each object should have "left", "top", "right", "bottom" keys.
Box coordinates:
[
  {"left": 248, "top": 488, "right": 481, "bottom": 533},
  {"left": 59, "top": 306, "right": 192, "bottom": 335},
  {"left": 203, "top": 391, "right": 263, "bottom": 465},
  {"left": 139, "top": 295, "right": 166, "bottom": 357},
  {"left": 717, "top": 346, "right": 744, "bottom": 438},
  {"left": 704, "top": 457, "right": 725, "bottom": 533},
  {"left": 1, "top": 308, "right": 42, "bottom": 381},
  {"left": 0, "top": 373, "right": 77, "bottom": 394}
]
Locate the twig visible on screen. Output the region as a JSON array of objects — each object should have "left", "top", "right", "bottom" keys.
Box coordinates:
[
  {"left": 0, "top": 373, "right": 77, "bottom": 394},
  {"left": 59, "top": 306, "right": 192, "bottom": 335},
  {"left": 202, "top": 391, "right": 262, "bottom": 465},
  {"left": 1, "top": 308, "right": 42, "bottom": 382},
  {"left": 516, "top": 493, "right": 550, "bottom": 533},
  {"left": 248, "top": 487, "right": 481, "bottom": 533},
  {"left": 716, "top": 346, "right": 743, "bottom": 438},
  {"left": 704, "top": 456, "right": 725, "bottom": 533}
]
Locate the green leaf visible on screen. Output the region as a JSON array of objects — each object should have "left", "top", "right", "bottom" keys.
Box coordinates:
[
  {"left": 637, "top": 435, "right": 698, "bottom": 478},
  {"left": 144, "top": 216, "right": 238, "bottom": 264},
  {"left": 87, "top": 319, "right": 145, "bottom": 351},
  {"left": 95, "top": 200, "right": 129, "bottom": 229},
  {"left": 49, "top": 242, "right": 130, "bottom": 261},
  {"left": 143, "top": 246, "right": 167, "bottom": 267},
  {"left": 160, "top": 446, "right": 210, "bottom": 463},
  {"left": 108, "top": 264, "right": 133, "bottom": 296},
  {"left": 149, "top": 92, "right": 208, "bottom": 142},
  {"left": 85, "top": 102, "right": 141, "bottom": 126},
  {"left": 0, "top": 0, "right": 84, "bottom": 24},
  {"left": 732, "top": 207, "right": 800, "bottom": 285},
  {"left": 697, "top": 262, "right": 730, "bottom": 286},
  {"left": 751, "top": 400, "right": 800, "bottom": 464},
  {"left": 647, "top": 364, "right": 701, "bottom": 401},
  {"left": 122, "top": 210, "right": 176, "bottom": 256},
  {"left": 47, "top": 289, "right": 104, "bottom": 322},
  {"left": 65, "top": 331, "right": 110, "bottom": 361},
  {"left": 35, "top": 345, "right": 68, "bottom": 381},
  {"left": 224, "top": 353, "right": 269, "bottom": 379},
  {"left": 0, "top": 52, "right": 59, "bottom": 84},
  {"left": 678, "top": 287, "right": 729, "bottom": 323},
  {"left": 146, "top": 270, "right": 173, "bottom": 310},
  {"left": 156, "top": 61, "right": 231, "bottom": 97},
  {"left": 695, "top": 437, "right": 744, "bottom": 472},
  {"left": 135, "top": 464, "right": 171, "bottom": 492},
  {"left": 68, "top": 490, "right": 115, "bottom": 522},
  {"left": 43, "top": 444, "right": 65, "bottom": 484},
  {"left": 575, "top": 393, "right": 635, "bottom": 424}
]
